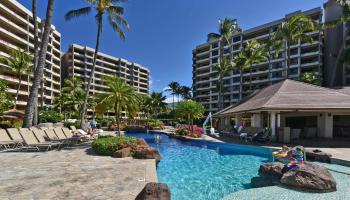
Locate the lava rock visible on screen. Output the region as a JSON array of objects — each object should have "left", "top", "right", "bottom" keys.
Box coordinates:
[
  {"left": 134, "top": 146, "right": 161, "bottom": 163},
  {"left": 135, "top": 182, "right": 170, "bottom": 200},
  {"left": 112, "top": 147, "right": 131, "bottom": 158},
  {"left": 280, "top": 161, "right": 337, "bottom": 192},
  {"left": 259, "top": 162, "right": 287, "bottom": 180},
  {"left": 306, "top": 149, "right": 332, "bottom": 163},
  {"left": 137, "top": 138, "right": 149, "bottom": 147}
]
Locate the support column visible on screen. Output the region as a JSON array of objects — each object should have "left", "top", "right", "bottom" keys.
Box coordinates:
[
  {"left": 251, "top": 113, "right": 262, "bottom": 128},
  {"left": 235, "top": 114, "right": 242, "bottom": 126},
  {"left": 270, "top": 112, "right": 279, "bottom": 142},
  {"left": 317, "top": 112, "right": 333, "bottom": 138}
]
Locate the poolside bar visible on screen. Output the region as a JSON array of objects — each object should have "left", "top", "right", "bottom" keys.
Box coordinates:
[{"left": 214, "top": 79, "right": 350, "bottom": 142}]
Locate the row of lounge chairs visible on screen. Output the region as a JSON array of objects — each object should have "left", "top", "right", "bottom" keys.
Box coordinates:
[{"left": 0, "top": 127, "right": 86, "bottom": 152}]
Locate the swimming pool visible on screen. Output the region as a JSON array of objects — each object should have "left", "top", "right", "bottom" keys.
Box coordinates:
[{"left": 126, "top": 133, "right": 274, "bottom": 200}]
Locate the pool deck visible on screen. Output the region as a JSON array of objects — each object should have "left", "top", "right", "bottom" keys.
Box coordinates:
[{"left": 0, "top": 143, "right": 157, "bottom": 200}]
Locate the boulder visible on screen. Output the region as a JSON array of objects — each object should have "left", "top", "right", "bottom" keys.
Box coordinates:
[
  {"left": 280, "top": 162, "right": 337, "bottom": 192},
  {"left": 135, "top": 182, "right": 170, "bottom": 200},
  {"left": 259, "top": 162, "right": 287, "bottom": 180},
  {"left": 134, "top": 146, "right": 161, "bottom": 163},
  {"left": 137, "top": 138, "right": 149, "bottom": 147},
  {"left": 112, "top": 147, "right": 131, "bottom": 158},
  {"left": 306, "top": 149, "right": 332, "bottom": 163}
]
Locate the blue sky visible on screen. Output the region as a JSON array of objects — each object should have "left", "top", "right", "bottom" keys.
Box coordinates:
[{"left": 18, "top": 0, "right": 325, "bottom": 100}]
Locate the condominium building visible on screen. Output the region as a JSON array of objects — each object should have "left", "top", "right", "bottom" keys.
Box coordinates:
[
  {"left": 61, "top": 44, "right": 150, "bottom": 98},
  {"left": 0, "top": 0, "right": 61, "bottom": 110},
  {"left": 192, "top": 8, "right": 323, "bottom": 113},
  {"left": 324, "top": 0, "right": 350, "bottom": 87}
]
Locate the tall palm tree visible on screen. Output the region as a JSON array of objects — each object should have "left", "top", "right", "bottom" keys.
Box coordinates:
[
  {"left": 180, "top": 86, "right": 192, "bottom": 99},
  {"left": 236, "top": 39, "right": 268, "bottom": 91},
  {"left": 0, "top": 48, "right": 33, "bottom": 109},
  {"left": 166, "top": 81, "right": 180, "bottom": 110},
  {"left": 32, "top": 0, "right": 39, "bottom": 126},
  {"left": 217, "top": 17, "right": 240, "bottom": 110},
  {"left": 216, "top": 57, "right": 234, "bottom": 109},
  {"left": 272, "top": 14, "right": 315, "bottom": 78},
  {"left": 95, "top": 76, "right": 140, "bottom": 134},
  {"left": 23, "top": 0, "right": 56, "bottom": 127},
  {"left": 65, "top": 0, "right": 129, "bottom": 130},
  {"left": 148, "top": 92, "right": 167, "bottom": 118}
]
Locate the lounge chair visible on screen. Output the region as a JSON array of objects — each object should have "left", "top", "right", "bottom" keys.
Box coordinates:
[
  {"left": 53, "top": 127, "right": 75, "bottom": 145},
  {"left": 252, "top": 128, "right": 271, "bottom": 143},
  {"left": 0, "top": 129, "right": 22, "bottom": 151},
  {"left": 32, "top": 129, "right": 62, "bottom": 149},
  {"left": 19, "top": 129, "right": 57, "bottom": 151},
  {"left": 7, "top": 128, "right": 25, "bottom": 144}
]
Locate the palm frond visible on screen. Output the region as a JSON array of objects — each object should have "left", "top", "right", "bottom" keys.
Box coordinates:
[
  {"left": 65, "top": 7, "right": 91, "bottom": 21},
  {"left": 108, "top": 15, "right": 126, "bottom": 40}
]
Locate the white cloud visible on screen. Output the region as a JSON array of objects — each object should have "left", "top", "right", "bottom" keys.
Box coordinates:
[{"left": 165, "top": 96, "right": 182, "bottom": 104}]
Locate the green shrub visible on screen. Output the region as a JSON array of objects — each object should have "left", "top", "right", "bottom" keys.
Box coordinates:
[
  {"left": 0, "top": 120, "right": 12, "bottom": 129},
  {"left": 147, "top": 119, "right": 162, "bottom": 130},
  {"left": 92, "top": 136, "right": 138, "bottom": 156},
  {"left": 39, "top": 109, "right": 62, "bottom": 123}
]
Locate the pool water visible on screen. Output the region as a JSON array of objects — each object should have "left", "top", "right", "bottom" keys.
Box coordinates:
[{"left": 126, "top": 133, "right": 273, "bottom": 200}]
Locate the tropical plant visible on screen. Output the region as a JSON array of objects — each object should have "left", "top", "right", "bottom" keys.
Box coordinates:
[
  {"left": 298, "top": 72, "right": 321, "bottom": 86},
  {"left": 216, "top": 17, "right": 240, "bottom": 110},
  {"left": 53, "top": 77, "right": 95, "bottom": 120},
  {"left": 272, "top": 14, "right": 315, "bottom": 78},
  {"left": 0, "top": 80, "right": 14, "bottom": 114},
  {"left": 65, "top": 0, "right": 129, "bottom": 129},
  {"left": 92, "top": 136, "right": 137, "bottom": 156},
  {"left": 23, "top": 0, "right": 56, "bottom": 127},
  {"left": 0, "top": 48, "right": 33, "bottom": 109},
  {"left": 147, "top": 92, "right": 167, "bottom": 118},
  {"left": 166, "top": 81, "right": 181, "bottom": 110},
  {"left": 38, "top": 109, "right": 62, "bottom": 123},
  {"left": 179, "top": 86, "right": 192, "bottom": 99},
  {"left": 95, "top": 76, "right": 140, "bottom": 134},
  {"left": 175, "top": 100, "right": 205, "bottom": 132},
  {"left": 235, "top": 39, "right": 268, "bottom": 91}
]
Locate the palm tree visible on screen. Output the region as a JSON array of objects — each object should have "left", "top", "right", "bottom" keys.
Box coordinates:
[
  {"left": 216, "top": 57, "right": 234, "bottom": 109},
  {"left": 234, "top": 53, "right": 248, "bottom": 100},
  {"left": 166, "top": 81, "right": 180, "bottom": 110},
  {"left": 180, "top": 86, "right": 192, "bottom": 99},
  {"left": 95, "top": 76, "right": 140, "bottom": 134},
  {"left": 217, "top": 17, "right": 240, "bottom": 110},
  {"left": 23, "top": 0, "right": 56, "bottom": 127},
  {"left": 148, "top": 92, "right": 167, "bottom": 118},
  {"left": 175, "top": 100, "right": 205, "bottom": 132},
  {"left": 236, "top": 39, "right": 268, "bottom": 91},
  {"left": 0, "top": 48, "right": 33, "bottom": 109},
  {"left": 272, "top": 14, "right": 315, "bottom": 78},
  {"left": 32, "top": 0, "right": 39, "bottom": 126},
  {"left": 65, "top": 0, "right": 129, "bottom": 130}
]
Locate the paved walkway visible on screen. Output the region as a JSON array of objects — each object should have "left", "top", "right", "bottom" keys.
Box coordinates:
[{"left": 0, "top": 144, "right": 157, "bottom": 200}]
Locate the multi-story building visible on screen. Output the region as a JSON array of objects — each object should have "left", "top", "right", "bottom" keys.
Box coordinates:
[
  {"left": 61, "top": 44, "right": 150, "bottom": 116},
  {"left": 324, "top": 0, "right": 350, "bottom": 87},
  {"left": 192, "top": 8, "right": 323, "bottom": 113},
  {"left": 0, "top": 0, "right": 61, "bottom": 110}
]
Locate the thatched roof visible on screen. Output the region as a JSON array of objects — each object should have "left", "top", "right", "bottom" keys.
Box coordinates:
[{"left": 215, "top": 79, "right": 350, "bottom": 116}]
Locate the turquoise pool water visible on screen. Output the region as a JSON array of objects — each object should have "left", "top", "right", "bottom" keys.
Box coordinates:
[{"left": 126, "top": 133, "right": 274, "bottom": 200}]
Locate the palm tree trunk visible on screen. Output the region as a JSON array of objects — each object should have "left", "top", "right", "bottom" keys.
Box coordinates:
[
  {"left": 23, "top": 0, "right": 55, "bottom": 128},
  {"left": 80, "top": 13, "right": 103, "bottom": 130},
  {"left": 32, "top": 0, "right": 39, "bottom": 126},
  {"left": 239, "top": 70, "right": 243, "bottom": 100},
  {"left": 14, "top": 74, "right": 22, "bottom": 109},
  {"left": 219, "top": 75, "right": 223, "bottom": 110},
  {"left": 249, "top": 64, "right": 252, "bottom": 91},
  {"left": 172, "top": 94, "right": 175, "bottom": 110},
  {"left": 286, "top": 41, "right": 290, "bottom": 79}
]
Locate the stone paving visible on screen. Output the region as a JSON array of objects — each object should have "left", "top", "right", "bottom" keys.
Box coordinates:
[{"left": 0, "top": 144, "right": 157, "bottom": 200}]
